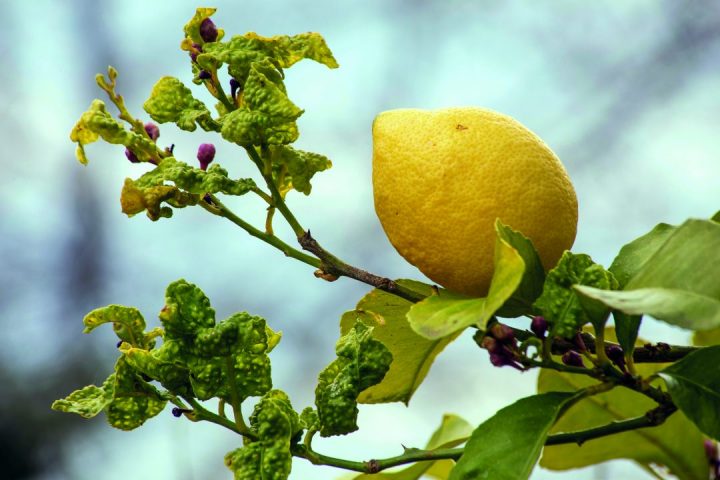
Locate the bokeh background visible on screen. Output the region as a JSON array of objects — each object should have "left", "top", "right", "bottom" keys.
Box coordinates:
[{"left": 2, "top": 1, "right": 719, "bottom": 479}]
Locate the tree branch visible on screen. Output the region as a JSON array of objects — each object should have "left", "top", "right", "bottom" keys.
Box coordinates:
[{"left": 545, "top": 404, "right": 678, "bottom": 446}]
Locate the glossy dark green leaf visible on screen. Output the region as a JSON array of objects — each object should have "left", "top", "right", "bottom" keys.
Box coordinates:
[
  {"left": 450, "top": 392, "right": 576, "bottom": 480},
  {"left": 340, "top": 280, "right": 457, "bottom": 405},
  {"left": 409, "top": 230, "right": 525, "bottom": 339},
  {"left": 660, "top": 346, "right": 720, "bottom": 440}
]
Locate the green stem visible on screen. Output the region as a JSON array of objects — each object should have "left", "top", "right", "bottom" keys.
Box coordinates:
[
  {"left": 182, "top": 396, "right": 252, "bottom": 437},
  {"left": 223, "top": 356, "right": 252, "bottom": 437},
  {"left": 246, "top": 146, "right": 306, "bottom": 238},
  {"left": 200, "top": 195, "right": 321, "bottom": 268},
  {"left": 213, "top": 74, "right": 236, "bottom": 113}
]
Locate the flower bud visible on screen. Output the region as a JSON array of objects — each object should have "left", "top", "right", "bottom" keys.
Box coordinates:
[
  {"left": 562, "top": 350, "right": 584, "bottom": 368},
  {"left": 606, "top": 345, "right": 626, "bottom": 371},
  {"left": 489, "top": 323, "right": 514, "bottom": 343},
  {"left": 198, "top": 70, "right": 212, "bottom": 80},
  {"left": 530, "top": 316, "right": 547, "bottom": 338},
  {"left": 144, "top": 122, "right": 160, "bottom": 141},
  {"left": 199, "top": 18, "right": 219, "bottom": 42},
  {"left": 481, "top": 336, "right": 502, "bottom": 354},
  {"left": 125, "top": 148, "right": 140, "bottom": 163},
  {"left": 705, "top": 439, "right": 718, "bottom": 462},
  {"left": 230, "top": 78, "right": 240, "bottom": 99},
  {"left": 197, "top": 143, "right": 216, "bottom": 170},
  {"left": 171, "top": 407, "right": 183, "bottom": 418}
]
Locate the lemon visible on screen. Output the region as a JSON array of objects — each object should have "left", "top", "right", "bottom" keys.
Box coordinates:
[{"left": 372, "top": 107, "right": 578, "bottom": 297}]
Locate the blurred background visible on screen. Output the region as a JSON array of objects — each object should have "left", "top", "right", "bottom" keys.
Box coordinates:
[{"left": 1, "top": 0, "right": 719, "bottom": 478}]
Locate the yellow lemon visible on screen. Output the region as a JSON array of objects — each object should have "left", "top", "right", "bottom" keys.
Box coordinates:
[{"left": 372, "top": 107, "right": 578, "bottom": 297}]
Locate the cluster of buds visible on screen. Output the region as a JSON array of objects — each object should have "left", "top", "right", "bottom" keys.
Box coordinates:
[
  {"left": 125, "top": 122, "right": 160, "bottom": 163},
  {"left": 562, "top": 332, "right": 587, "bottom": 368},
  {"left": 481, "top": 323, "right": 523, "bottom": 371}
]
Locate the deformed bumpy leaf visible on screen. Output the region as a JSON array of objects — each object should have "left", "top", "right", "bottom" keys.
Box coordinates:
[
  {"left": 154, "top": 280, "right": 276, "bottom": 401},
  {"left": 200, "top": 31, "right": 337, "bottom": 86},
  {"left": 143, "top": 76, "right": 217, "bottom": 132},
  {"left": 534, "top": 252, "right": 618, "bottom": 338},
  {"left": 120, "top": 157, "right": 255, "bottom": 220},
  {"left": 70, "top": 99, "right": 158, "bottom": 164},
  {"left": 315, "top": 321, "right": 392, "bottom": 437},
  {"left": 220, "top": 63, "right": 303, "bottom": 146},
  {"left": 269, "top": 145, "right": 332, "bottom": 196},
  {"left": 225, "top": 390, "right": 302, "bottom": 480}
]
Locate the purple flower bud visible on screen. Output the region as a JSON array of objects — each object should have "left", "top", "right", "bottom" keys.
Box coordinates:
[
  {"left": 198, "top": 70, "right": 212, "bottom": 80},
  {"left": 562, "top": 350, "right": 585, "bottom": 368},
  {"left": 481, "top": 336, "right": 502, "bottom": 354},
  {"left": 706, "top": 440, "right": 719, "bottom": 465},
  {"left": 230, "top": 78, "right": 240, "bottom": 99},
  {"left": 530, "top": 316, "right": 547, "bottom": 338},
  {"left": 199, "top": 17, "right": 218, "bottom": 43},
  {"left": 144, "top": 122, "right": 160, "bottom": 141},
  {"left": 171, "top": 407, "right": 183, "bottom": 418},
  {"left": 490, "top": 323, "right": 514, "bottom": 344},
  {"left": 197, "top": 143, "right": 216, "bottom": 170},
  {"left": 125, "top": 148, "right": 140, "bottom": 163},
  {"left": 489, "top": 351, "right": 524, "bottom": 371},
  {"left": 606, "top": 345, "right": 626, "bottom": 371},
  {"left": 116, "top": 340, "right": 122, "bottom": 348}
]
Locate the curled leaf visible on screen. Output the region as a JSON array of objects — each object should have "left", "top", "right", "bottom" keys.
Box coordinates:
[{"left": 315, "top": 321, "right": 392, "bottom": 437}]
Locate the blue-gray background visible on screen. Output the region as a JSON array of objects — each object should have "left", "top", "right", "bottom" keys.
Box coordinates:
[{"left": 2, "top": 1, "right": 719, "bottom": 479}]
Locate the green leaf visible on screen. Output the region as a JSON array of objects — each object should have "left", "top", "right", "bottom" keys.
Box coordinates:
[
  {"left": 340, "top": 280, "right": 456, "bottom": 405},
  {"left": 576, "top": 219, "right": 720, "bottom": 331},
  {"left": 659, "top": 346, "right": 720, "bottom": 440},
  {"left": 575, "top": 285, "right": 720, "bottom": 331},
  {"left": 269, "top": 145, "right": 332, "bottom": 196},
  {"left": 534, "top": 252, "right": 618, "bottom": 339},
  {"left": 183, "top": 7, "right": 225, "bottom": 45},
  {"left": 693, "top": 328, "right": 720, "bottom": 346},
  {"left": 408, "top": 228, "right": 525, "bottom": 339},
  {"left": 612, "top": 310, "right": 642, "bottom": 362},
  {"left": 609, "top": 223, "right": 676, "bottom": 288},
  {"left": 143, "top": 77, "right": 216, "bottom": 132},
  {"left": 121, "top": 157, "right": 255, "bottom": 220},
  {"left": 450, "top": 392, "right": 577, "bottom": 480},
  {"left": 494, "top": 220, "right": 546, "bottom": 317},
  {"left": 226, "top": 390, "right": 300, "bottom": 480},
  {"left": 350, "top": 414, "right": 473, "bottom": 480},
  {"left": 220, "top": 62, "right": 303, "bottom": 146},
  {"left": 315, "top": 321, "right": 392, "bottom": 437},
  {"left": 200, "top": 31, "right": 337, "bottom": 87},
  {"left": 135, "top": 157, "right": 256, "bottom": 196},
  {"left": 70, "top": 99, "right": 157, "bottom": 164},
  {"left": 712, "top": 210, "right": 720, "bottom": 223},
  {"left": 82, "top": 304, "right": 152, "bottom": 347},
  {"left": 538, "top": 330, "right": 707, "bottom": 479},
  {"left": 51, "top": 374, "right": 115, "bottom": 418},
  {"left": 106, "top": 358, "right": 167, "bottom": 431},
  {"left": 159, "top": 279, "right": 216, "bottom": 335}
]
